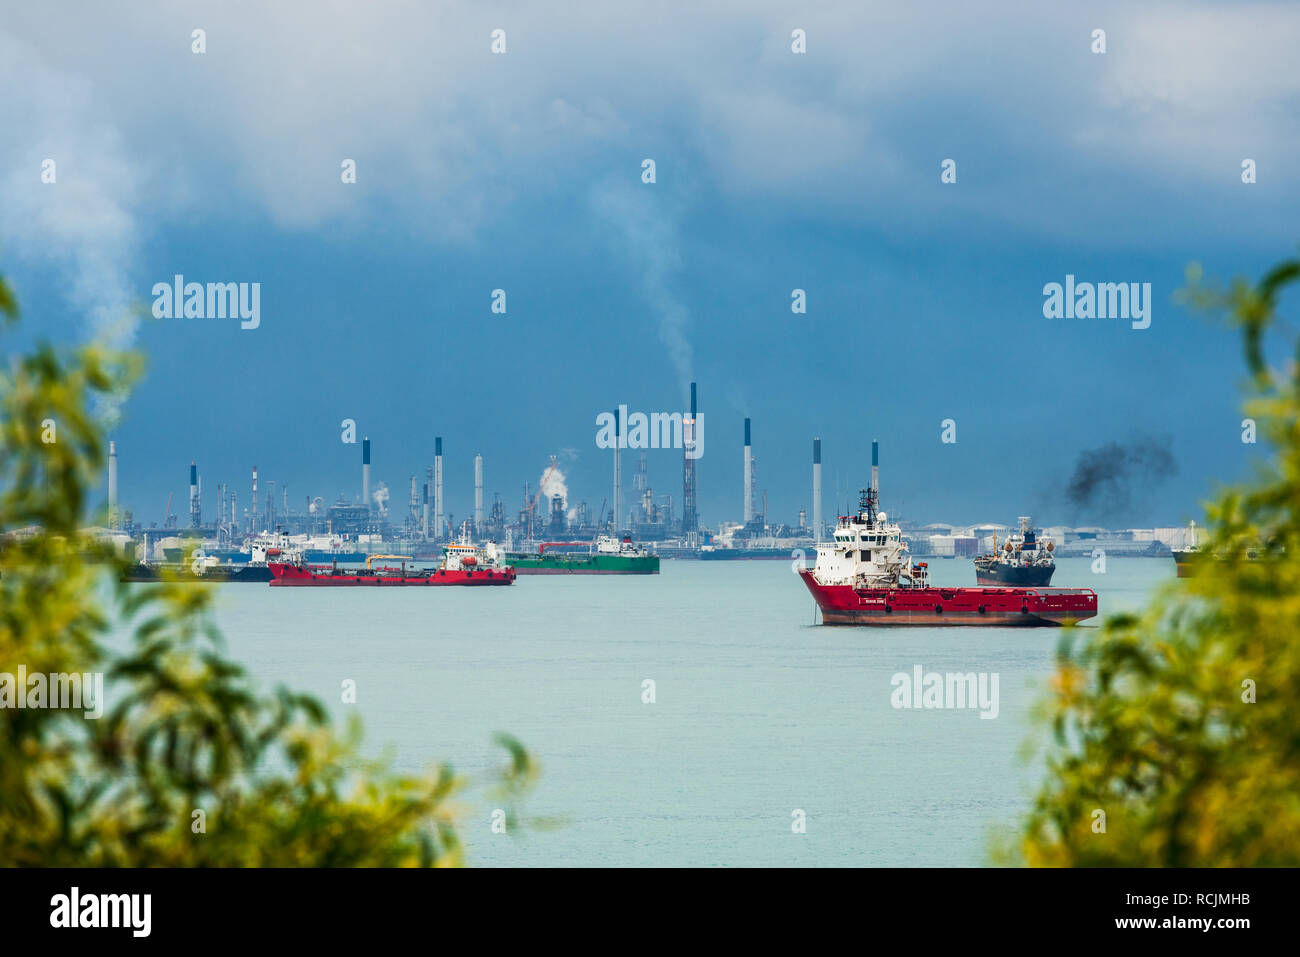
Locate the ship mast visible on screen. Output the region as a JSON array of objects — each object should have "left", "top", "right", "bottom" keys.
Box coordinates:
[{"left": 858, "top": 487, "right": 878, "bottom": 524}]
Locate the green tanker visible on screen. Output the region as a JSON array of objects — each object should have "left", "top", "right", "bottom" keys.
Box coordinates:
[{"left": 506, "top": 535, "right": 660, "bottom": 575}]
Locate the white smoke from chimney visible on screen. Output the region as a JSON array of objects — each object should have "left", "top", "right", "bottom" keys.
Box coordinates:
[
  {"left": 540, "top": 465, "right": 567, "bottom": 509},
  {"left": 372, "top": 482, "right": 389, "bottom": 515},
  {"left": 589, "top": 180, "right": 694, "bottom": 398}
]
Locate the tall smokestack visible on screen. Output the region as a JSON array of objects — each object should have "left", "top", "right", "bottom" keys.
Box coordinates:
[
  {"left": 813, "top": 437, "right": 822, "bottom": 542},
  {"left": 434, "top": 437, "right": 444, "bottom": 540},
  {"left": 743, "top": 417, "right": 753, "bottom": 523},
  {"left": 107, "top": 440, "right": 118, "bottom": 528},
  {"left": 682, "top": 381, "right": 698, "bottom": 537},
  {"left": 613, "top": 407, "right": 622, "bottom": 532},
  {"left": 871, "top": 440, "right": 879, "bottom": 496},
  {"left": 251, "top": 466, "right": 258, "bottom": 534},
  {"left": 474, "top": 454, "right": 483, "bottom": 534},
  {"left": 189, "top": 461, "right": 199, "bottom": 528},
  {"left": 409, "top": 475, "right": 418, "bottom": 528},
  {"left": 362, "top": 437, "right": 372, "bottom": 512},
  {"left": 423, "top": 465, "right": 432, "bottom": 538}
]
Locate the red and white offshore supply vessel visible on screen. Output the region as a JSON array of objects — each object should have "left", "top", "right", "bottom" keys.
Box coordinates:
[
  {"left": 269, "top": 540, "right": 516, "bottom": 586},
  {"left": 798, "top": 444, "right": 1097, "bottom": 626}
]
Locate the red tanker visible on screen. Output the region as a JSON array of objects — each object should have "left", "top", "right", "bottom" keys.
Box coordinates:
[{"left": 268, "top": 541, "right": 515, "bottom": 586}]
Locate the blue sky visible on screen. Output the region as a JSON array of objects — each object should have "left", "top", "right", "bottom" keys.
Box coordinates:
[{"left": 3, "top": 1, "right": 1299, "bottom": 529}]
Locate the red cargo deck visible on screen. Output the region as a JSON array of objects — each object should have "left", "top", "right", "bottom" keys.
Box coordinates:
[{"left": 799, "top": 568, "right": 1095, "bottom": 626}]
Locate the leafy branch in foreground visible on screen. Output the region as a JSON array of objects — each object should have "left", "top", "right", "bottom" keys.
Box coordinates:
[
  {"left": 1012, "top": 252, "right": 1300, "bottom": 866},
  {"left": 0, "top": 273, "right": 537, "bottom": 866}
]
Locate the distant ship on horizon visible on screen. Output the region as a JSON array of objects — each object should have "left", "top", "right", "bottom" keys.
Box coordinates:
[{"left": 973, "top": 517, "right": 1055, "bottom": 586}]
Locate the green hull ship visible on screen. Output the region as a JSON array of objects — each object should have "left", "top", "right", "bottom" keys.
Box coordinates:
[{"left": 507, "top": 535, "right": 660, "bottom": 575}]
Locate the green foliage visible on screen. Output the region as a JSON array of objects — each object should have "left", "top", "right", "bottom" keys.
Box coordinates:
[
  {"left": 1017, "top": 253, "right": 1300, "bottom": 866},
  {"left": 0, "top": 273, "right": 536, "bottom": 866}
]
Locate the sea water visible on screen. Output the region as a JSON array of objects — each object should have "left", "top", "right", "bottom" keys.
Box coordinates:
[{"left": 187, "top": 556, "right": 1169, "bottom": 866}]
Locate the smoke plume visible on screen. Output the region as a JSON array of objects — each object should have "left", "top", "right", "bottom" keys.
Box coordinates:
[
  {"left": 1064, "top": 437, "right": 1177, "bottom": 520},
  {"left": 540, "top": 464, "right": 568, "bottom": 509},
  {"left": 589, "top": 179, "right": 694, "bottom": 400}
]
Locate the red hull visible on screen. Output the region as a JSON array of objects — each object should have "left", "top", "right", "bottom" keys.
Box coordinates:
[
  {"left": 798, "top": 569, "right": 1095, "bottom": 626},
  {"left": 512, "top": 568, "right": 657, "bottom": 575},
  {"left": 268, "top": 563, "right": 515, "bottom": 586}
]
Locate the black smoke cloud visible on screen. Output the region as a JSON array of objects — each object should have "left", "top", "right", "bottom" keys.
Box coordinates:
[{"left": 1064, "top": 437, "right": 1177, "bottom": 521}]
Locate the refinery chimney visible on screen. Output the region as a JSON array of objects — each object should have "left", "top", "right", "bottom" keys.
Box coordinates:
[
  {"left": 423, "top": 465, "right": 432, "bottom": 538},
  {"left": 612, "top": 407, "right": 622, "bottom": 533},
  {"left": 813, "top": 437, "right": 822, "bottom": 542},
  {"left": 871, "top": 440, "right": 879, "bottom": 495},
  {"left": 743, "top": 417, "right": 753, "bottom": 524},
  {"left": 251, "top": 466, "right": 258, "bottom": 534},
  {"left": 682, "top": 381, "right": 698, "bottom": 536},
  {"left": 362, "top": 437, "right": 372, "bottom": 512},
  {"left": 434, "top": 437, "right": 444, "bottom": 540},
  {"left": 474, "top": 454, "right": 484, "bottom": 534},
  {"left": 107, "top": 440, "right": 118, "bottom": 528},
  {"left": 189, "top": 461, "right": 200, "bottom": 528}
]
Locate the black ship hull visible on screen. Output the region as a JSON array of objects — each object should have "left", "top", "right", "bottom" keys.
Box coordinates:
[
  {"left": 973, "top": 561, "right": 1055, "bottom": 586},
  {"left": 121, "top": 563, "right": 273, "bottom": 583}
]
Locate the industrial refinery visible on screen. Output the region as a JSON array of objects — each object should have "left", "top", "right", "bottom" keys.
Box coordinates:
[
  {"left": 93, "top": 380, "right": 840, "bottom": 563},
  {"left": 91, "top": 375, "right": 1190, "bottom": 567}
]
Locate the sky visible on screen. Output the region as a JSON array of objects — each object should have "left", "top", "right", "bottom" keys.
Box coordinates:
[{"left": 3, "top": 0, "right": 1300, "bottom": 530}]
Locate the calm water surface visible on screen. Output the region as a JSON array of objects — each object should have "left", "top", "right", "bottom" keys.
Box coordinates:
[{"left": 187, "top": 556, "right": 1171, "bottom": 866}]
